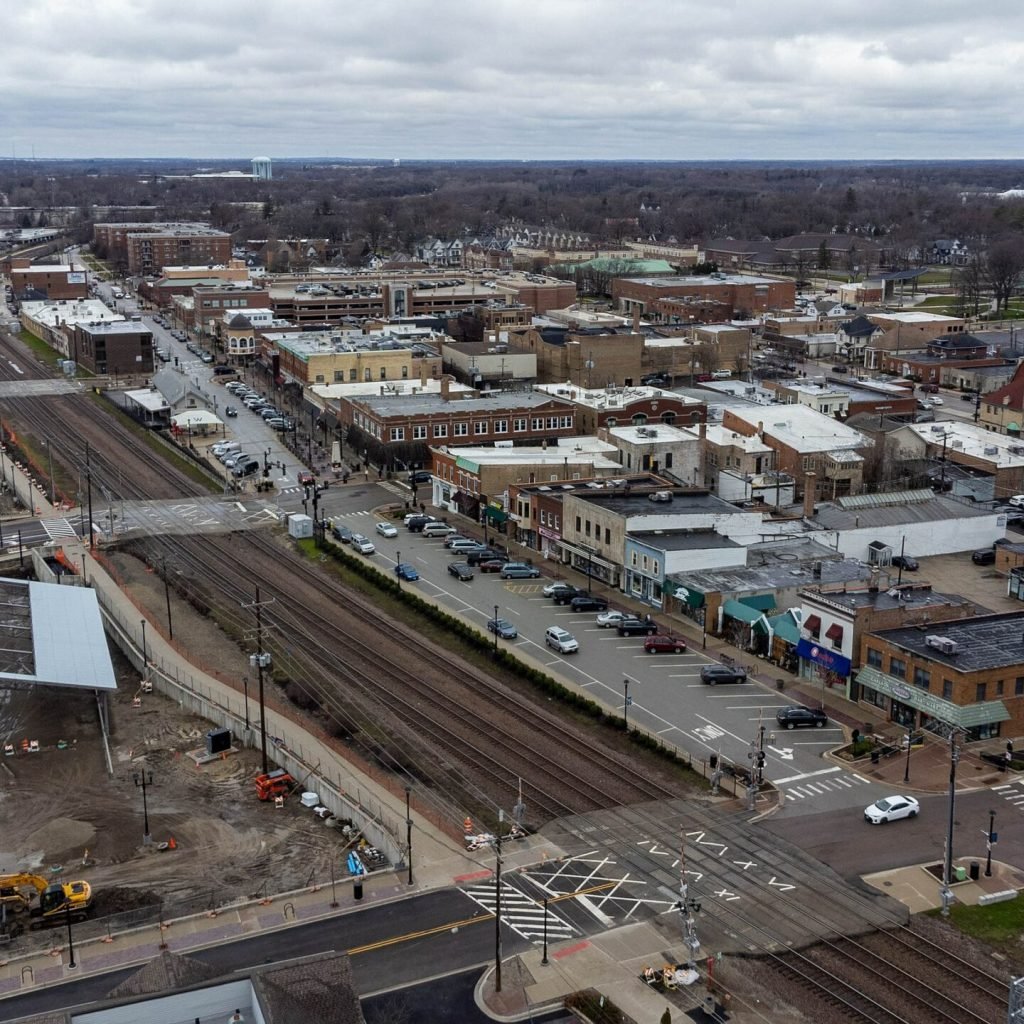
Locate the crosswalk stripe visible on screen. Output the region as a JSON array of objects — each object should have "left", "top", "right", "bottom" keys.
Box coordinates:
[{"left": 40, "top": 518, "right": 77, "bottom": 540}]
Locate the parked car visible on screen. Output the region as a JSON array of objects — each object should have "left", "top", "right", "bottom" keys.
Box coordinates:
[
  {"left": 1008, "top": 495, "right": 1024, "bottom": 508},
  {"left": 831, "top": 365, "right": 848, "bottom": 374},
  {"left": 776, "top": 705, "right": 828, "bottom": 729},
  {"left": 617, "top": 617, "right": 657, "bottom": 637},
  {"left": 350, "top": 534, "right": 375, "bottom": 555},
  {"left": 972, "top": 548, "right": 996, "bottom": 565},
  {"left": 544, "top": 626, "right": 579, "bottom": 654},
  {"left": 260, "top": 407, "right": 282, "bottom": 420},
  {"left": 929, "top": 396, "right": 944, "bottom": 406},
  {"left": 213, "top": 365, "right": 234, "bottom": 375},
  {"left": 232, "top": 458, "right": 260, "bottom": 478},
  {"left": 960, "top": 391, "right": 976, "bottom": 402},
  {"left": 700, "top": 664, "right": 748, "bottom": 685},
  {"left": 466, "top": 548, "right": 506, "bottom": 566},
  {"left": 596, "top": 610, "right": 629, "bottom": 629},
  {"left": 406, "top": 515, "right": 436, "bottom": 532},
  {"left": 643, "top": 634, "right": 688, "bottom": 654},
  {"left": 500, "top": 563, "right": 541, "bottom": 579},
  {"left": 447, "top": 561, "right": 474, "bottom": 582},
  {"left": 409, "top": 470, "right": 432, "bottom": 485},
  {"left": 919, "top": 383, "right": 939, "bottom": 394},
  {"left": 570, "top": 594, "right": 609, "bottom": 612},
  {"left": 375, "top": 522, "right": 398, "bottom": 538},
  {"left": 421, "top": 522, "right": 457, "bottom": 538},
  {"left": 394, "top": 562, "right": 420, "bottom": 581},
  {"left": 479, "top": 559, "right": 507, "bottom": 573},
  {"left": 641, "top": 373, "right": 671, "bottom": 387},
  {"left": 443, "top": 533, "right": 470, "bottom": 548},
  {"left": 864, "top": 794, "right": 919, "bottom": 824},
  {"left": 486, "top": 617, "right": 518, "bottom": 640},
  {"left": 916, "top": 399, "right": 932, "bottom": 410},
  {"left": 267, "top": 418, "right": 293, "bottom": 431},
  {"left": 448, "top": 540, "right": 486, "bottom": 555},
  {"left": 890, "top": 555, "right": 919, "bottom": 571},
  {"left": 543, "top": 581, "right": 580, "bottom": 599},
  {"left": 331, "top": 523, "right": 352, "bottom": 544}
]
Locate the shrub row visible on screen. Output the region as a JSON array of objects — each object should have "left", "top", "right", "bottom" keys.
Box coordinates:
[{"left": 300, "top": 537, "right": 694, "bottom": 774}]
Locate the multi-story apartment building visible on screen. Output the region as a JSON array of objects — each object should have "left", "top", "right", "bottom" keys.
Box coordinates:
[
  {"left": 856, "top": 612, "right": 1024, "bottom": 740},
  {"left": 93, "top": 223, "right": 232, "bottom": 275},
  {"left": 67, "top": 320, "right": 153, "bottom": 376}
]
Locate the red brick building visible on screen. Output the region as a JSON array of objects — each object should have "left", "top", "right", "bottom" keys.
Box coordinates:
[
  {"left": 67, "top": 320, "right": 154, "bottom": 376},
  {"left": 8, "top": 258, "right": 88, "bottom": 300},
  {"left": 92, "top": 222, "right": 232, "bottom": 275},
  {"left": 612, "top": 273, "right": 795, "bottom": 319}
]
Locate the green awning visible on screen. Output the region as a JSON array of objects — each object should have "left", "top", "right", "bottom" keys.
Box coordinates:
[
  {"left": 855, "top": 667, "right": 1011, "bottom": 728},
  {"left": 739, "top": 593, "right": 776, "bottom": 612},
  {"left": 768, "top": 613, "right": 801, "bottom": 646},
  {"left": 666, "top": 580, "right": 705, "bottom": 607},
  {"left": 1007, "top": 422, "right": 1020, "bottom": 433},
  {"left": 722, "top": 599, "right": 764, "bottom": 625},
  {"left": 483, "top": 506, "right": 507, "bottom": 524}
]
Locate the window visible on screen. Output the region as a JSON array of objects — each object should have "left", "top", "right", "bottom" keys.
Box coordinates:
[
  {"left": 560, "top": 416, "right": 572, "bottom": 428},
  {"left": 665, "top": 453, "right": 673, "bottom": 469},
  {"left": 604, "top": 527, "right": 611, "bottom": 545},
  {"left": 913, "top": 667, "right": 931, "bottom": 690},
  {"left": 803, "top": 614, "right": 821, "bottom": 637},
  {"left": 494, "top": 419, "right": 508, "bottom": 434},
  {"left": 401, "top": 365, "right": 409, "bottom": 378},
  {"left": 474, "top": 421, "right": 488, "bottom": 435},
  {"left": 454, "top": 422, "right": 468, "bottom": 437},
  {"left": 606, "top": 417, "right": 618, "bottom": 427},
  {"left": 642, "top": 554, "right": 649, "bottom": 571},
  {"left": 943, "top": 679, "right": 954, "bottom": 700},
  {"left": 996, "top": 680, "right": 1004, "bottom": 696},
  {"left": 333, "top": 370, "right": 344, "bottom": 382},
  {"left": 412, "top": 425, "right": 427, "bottom": 440},
  {"left": 546, "top": 416, "right": 558, "bottom": 429},
  {"left": 653, "top": 560, "right": 660, "bottom": 576},
  {"left": 315, "top": 374, "right": 325, "bottom": 384},
  {"left": 1016, "top": 677, "right": 1024, "bottom": 696},
  {"left": 802, "top": 456, "right": 816, "bottom": 471},
  {"left": 433, "top": 423, "right": 447, "bottom": 438},
  {"left": 349, "top": 368, "right": 357, "bottom": 381},
  {"left": 390, "top": 427, "right": 405, "bottom": 442},
  {"left": 631, "top": 550, "right": 638, "bottom": 567},
  {"left": 364, "top": 368, "right": 372, "bottom": 381},
  {"left": 866, "top": 648, "right": 882, "bottom": 668},
  {"left": 554, "top": 515, "right": 560, "bottom": 530},
  {"left": 380, "top": 367, "right": 387, "bottom": 379},
  {"left": 584, "top": 519, "right": 591, "bottom": 537},
  {"left": 575, "top": 516, "right": 581, "bottom": 532},
  {"left": 513, "top": 417, "right": 527, "bottom": 432},
  {"left": 976, "top": 682, "right": 987, "bottom": 702},
  {"left": 889, "top": 657, "right": 906, "bottom": 679},
  {"left": 532, "top": 417, "right": 544, "bottom": 430}
]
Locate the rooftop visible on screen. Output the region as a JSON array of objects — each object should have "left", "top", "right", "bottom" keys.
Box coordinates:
[
  {"left": 702, "top": 423, "right": 773, "bottom": 453},
  {"left": 350, "top": 389, "right": 571, "bottom": 418},
  {"left": 441, "top": 438, "right": 621, "bottom": 470},
  {"left": 805, "top": 585, "right": 976, "bottom": 616},
  {"left": 570, "top": 488, "right": 742, "bottom": 517},
  {"left": 671, "top": 556, "right": 875, "bottom": 597},
  {"left": 607, "top": 423, "right": 700, "bottom": 445},
  {"left": 812, "top": 489, "right": 996, "bottom": 530},
  {"left": 21, "top": 299, "right": 123, "bottom": 329},
  {"left": 623, "top": 273, "right": 781, "bottom": 287},
  {"left": 629, "top": 529, "right": 742, "bottom": 551},
  {"left": 75, "top": 319, "right": 152, "bottom": 336},
  {"left": 902, "top": 421, "right": 1024, "bottom": 467},
  {"left": 533, "top": 382, "right": 702, "bottom": 410},
  {"left": 729, "top": 404, "right": 872, "bottom": 453},
  {"left": 270, "top": 328, "right": 440, "bottom": 357},
  {"left": 871, "top": 311, "right": 963, "bottom": 325},
  {"left": 874, "top": 611, "right": 1024, "bottom": 673},
  {"left": 312, "top": 378, "right": 475, "bottom": 402}
]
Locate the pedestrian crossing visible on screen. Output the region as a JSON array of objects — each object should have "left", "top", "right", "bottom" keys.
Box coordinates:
[
  {"left": 40, "top": 518, "right": 78, "bottom": 540},
  {"left": 782, "top": 773, "right": 871, "bottom": 801},
  {"left": 991, "top": 781, "right": 1024, "bottom": 811},
  {"left": 461, "top": 882, "right": 576, "bottom": 941}
]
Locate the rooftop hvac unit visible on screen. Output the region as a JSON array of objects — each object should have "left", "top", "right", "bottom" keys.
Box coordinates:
[
  {"left": 950, "top": 440, "right": 964, "bottom": 449},
  {"left": 984, "top": 446, "right": 999, "bottom": 455},
  {"left": 647, "top": 427, "right": 659, "bottom": 436},
  {"left": 1008, "top": 445, "right": 1024, "bottom": 455},
  {"left": 648, "top": 490, "right": 674, "bottom": 503},
  {"left": 925, "top": 634, "right": 960, "bottom": 655},
  {"left": 930, "top": 425, "right": 945, "bottom": 433}
]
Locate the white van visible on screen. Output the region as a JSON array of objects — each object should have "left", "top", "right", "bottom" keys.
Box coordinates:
[
  {"left": 710, "top": 370, "right": 733, "bottom": 380},
  {"left": 421, "top": 522, "right": 457, "bottom": 538},
  {"left": 212, "top": 441, "right": 241, "bottom": 459}
]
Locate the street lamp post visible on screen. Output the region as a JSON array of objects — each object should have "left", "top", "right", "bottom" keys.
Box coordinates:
[
  {"left": 140, "top": 619, "right": 148, "bottom": 673},
  {"left": 405, "top": 786, "right": 413, "bottom": 886},
  {"left": 540, "top": 894, "right": 549, "bottom": 966},
  {"left": 493, "top": 604, "right": 499, "bottom": 656},
  {"left": 903, "top": 726, "right": 913, "bottom": 784},
  {"left": 623, "top": 677, "right": 631, "bottom": 732},
  {"left": 133, "top": 770, "right": 154, "bottom": 845},
  {"left": 64, "top": 903, "right": 77, "bottom": 970},
  {"left": 396, "top": 550, "right": 401, "bottom": 587},
  {"left": 242, "top": 675, "right": 250, "bottom": 729},
  {"left": 45, "top": 440, "right": 56, "bottom": 506},
  {"left": 985, "top": 810, "right": 996, "bottom": 877}
]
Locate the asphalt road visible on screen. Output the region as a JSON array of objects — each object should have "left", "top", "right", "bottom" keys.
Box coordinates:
[{"left": 328, "top": 510, "right": 888, "bottom": 818}]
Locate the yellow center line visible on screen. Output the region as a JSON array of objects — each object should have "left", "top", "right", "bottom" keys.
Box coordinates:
[{"left": 347, "top": 881, "right": 617, "bottom": 957}]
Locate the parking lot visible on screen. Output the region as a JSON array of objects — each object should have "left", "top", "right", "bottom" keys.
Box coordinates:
[{"left": 328, "top": 509, "right": 862, "bottom": 814}]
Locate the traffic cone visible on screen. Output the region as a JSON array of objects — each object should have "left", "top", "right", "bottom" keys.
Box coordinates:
[
  {"left": 463, "top": 816, "right": 474, "bottom": 835},
  {"left": 167, "top": 837, "right": 177, "bottom": 850}
]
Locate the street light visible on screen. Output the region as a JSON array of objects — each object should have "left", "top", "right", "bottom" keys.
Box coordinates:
[
  {"left": 44, "top": 440, "right": 56, "bottom": 506},
  {"left": 493, "top": 604, "right": 499, "bottom": 656},
  {"left": 903, "top": 726, "right": 913, "bottom": 784},
  {"left": 985, "top": 810, "right": 996, "bottom": 877},
  {"left": 64, "top": 903, "right": 77, "bottom": 970},
  {"left": 242, "top": 675, "right": 250, "bottom": 729},
  {"left": 133, "top": 769, "right": 154, "bottom": 845},
  {"left": 396, "top": 550, "right": 402, "bottom": 588},
  {"left": 623, "top": 677, "right": 632, "bottom": 732},
  {"left": 405, "top": 786, "right": 413, "bottom": 886},
  {"left": 140, "top": 619, "right": 148, "bottom": 673}
]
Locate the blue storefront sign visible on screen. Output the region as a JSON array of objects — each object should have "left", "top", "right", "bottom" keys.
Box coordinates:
[{"left": 796, "top": 638, "right": 852, "bottom": 678}]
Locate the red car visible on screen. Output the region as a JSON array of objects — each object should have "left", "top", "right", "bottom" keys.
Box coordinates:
[
  {"left": 643, "top": 634, "right": 688, "bottom": 654},
  {"left": 479, "top": 559, "right": 506, "bottom": 573},
  {"left": 297, "top": 471, "right": 315, "bottom": 486}
]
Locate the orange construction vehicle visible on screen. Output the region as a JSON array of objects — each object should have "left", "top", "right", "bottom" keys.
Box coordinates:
[
  {"left": 0, "top": 874, "right": 93, "bottom": 927},
  {"left": 254, "top": 769, "right": 296, "bottom": 801}
]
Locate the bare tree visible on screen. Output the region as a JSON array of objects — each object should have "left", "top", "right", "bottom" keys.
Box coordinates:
[
  {"left": 985, "top": 238, "right": 1024, "bottom": 311},
  {"left": 953, "top": 256, "right": 984, "bottom": 316}
]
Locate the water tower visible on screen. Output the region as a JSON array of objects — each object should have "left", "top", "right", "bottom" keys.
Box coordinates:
[{"left": 251, "top": 156, "right": 273, "bottom": 181}]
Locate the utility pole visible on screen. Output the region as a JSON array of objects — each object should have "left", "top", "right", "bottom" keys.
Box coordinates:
[
  {"left": 494, "top": 809, "right": 504, "bottom": 993},
  {"left": 984, "top": 809, "right": 996, "bottom": 878},
  {"left": 161, "top": 556, "right": 173, "bottom": 641},
  {"left": 623, "top": 677, "right": 631, "bottom": 732},
  {"left": 941, "top": 730, "right": 961, "bottom": 916},
  {"left": 243, "top": 587, "right": 275, "bottom": 774},
  {"left": 675, "top": 828, "right": 700, "bottom": 984},
  {"left": 86, "top": 441, "right": 94, "bottom": 551}
]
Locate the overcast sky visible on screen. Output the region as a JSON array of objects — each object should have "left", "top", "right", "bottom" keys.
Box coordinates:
[{"left": 5, "top": 0, "right": 1024, "bottom": 160}]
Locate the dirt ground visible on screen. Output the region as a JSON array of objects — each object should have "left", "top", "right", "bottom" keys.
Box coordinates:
[{"left": 0, "top": 551, "right": 363, "bottom": 934}]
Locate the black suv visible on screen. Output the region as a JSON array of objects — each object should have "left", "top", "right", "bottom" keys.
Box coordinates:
[
  {"left": 890, "top": 555, "right": 918, "bottom": 571},
  {"left": 700, "top": 664, "right": 748, "bottom": 685},
  {"left": 466, "top": 547, "right": 505, "bottom": 566},
  {"left": 971, "top": 548, "right": 996, "bottom": 566},
  {"left": 549, "top": 585, "right": 585, "bottom": 605},
  {"left": 617, "top": 617, "right": 657, "bottom": 637},
  {"left": 406, "top": 515, "right": 435, "bottom": 532},
  {"left": 776, "top": 705, "right": 828, "bottom": 729},
  {"left": 570, "top": 594, "right": 609, "bottom": 612}
]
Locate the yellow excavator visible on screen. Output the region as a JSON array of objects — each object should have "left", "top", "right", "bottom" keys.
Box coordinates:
[{"left": 0, "top": 873, "right": 93, "bottom": 926}]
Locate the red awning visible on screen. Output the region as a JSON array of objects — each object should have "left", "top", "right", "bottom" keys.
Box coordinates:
[
  {"left": 803, "top": 614, "right": 821, "bottom": 632},
  {"left": 825, "top": 623, "right": 844, "bottom": 642}
]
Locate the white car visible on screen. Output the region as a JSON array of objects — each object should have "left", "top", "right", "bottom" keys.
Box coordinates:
[
  {"left": 350, "top": 534, "right": 376, "bottom": 555},
  {"left": 596, "top": 610, "right": 629, "bottom": 628},
  {"left": 929, "top": 396, "right": 944, "bottom": 406},
  {"left": 1008, "top": 495, "right": 1024, "bottom": 509},
  {"left": 375, "top": 522, "right": 398, "bottom": 538},
  {"left": 864, "top": 794, "right": 919, "bottom": 824}
]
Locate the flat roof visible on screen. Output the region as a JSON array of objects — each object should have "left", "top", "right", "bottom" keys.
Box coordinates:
[
  {"left": 673, "top": 557, "right": 874, "bottom": 596},
  {"left": 702, "top": 423, "right": 773, "bottom": 453},
  {"left": 608, "top": 424, "right": 699, "bottom": 445},
  {"left": 871, "top": 312, "right": 962, "bottom": 324},
  {"left": 439, "top": 437, "right": 616, "bottom": 466},
  {"left": 533, "top": 383, "right": 701, "bottom": 410},
  {"left": 729, "top": 404, "right": 871, "bottom": 453},
  {"left": 806, "top": 585, "right": 975, "bottom": 615},
  {"left": 813, "top": 490, "right": 994, "bottom": 530},
  {"left": 571, "top": 489, "right": 741, "bottom": 516},
  {"left": 874, "top": 611, "right": 1024, "bottom": 672},
  {"left": 312, "top": 379, "right": 475, "bottom": 401},
  {"left": 623, "top": 273, "right": 780, "bottom": 287},
  {"left": 76, "top": 320, "right": 152, "bottom": 336},
  {"left": 125, "top": 388, "right": 170, "bottom": 412},
  {"left": 0, "top": 579, "right": 116, "bottom": 691},
  {"left": 352, "top": 389, "right": 568, "bottom": 417},
  {"left": 271, "top": 330, "right": 439, "bottom": 357},
  {"left": 21, "top": 300, "right": 123, "bottom": 329},
  {"left": 629, "top": 529, "right": 742, "bottom": 551},
  {"left": 903, "top": 421, "right": 1024, "bottom": 468}
]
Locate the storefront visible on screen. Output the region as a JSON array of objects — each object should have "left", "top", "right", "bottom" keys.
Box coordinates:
[
  {"left": 537, "top": 524, "right": 561, "bottom": 561},
  {"left": 558, "top": 541, "right": 621, "bottom": 588},
  {"left": 796, "top": 638, "right": 852, "bottom": 697},
  {"left": 854, "top": 666, "right": 1011, "bottom": 740}
]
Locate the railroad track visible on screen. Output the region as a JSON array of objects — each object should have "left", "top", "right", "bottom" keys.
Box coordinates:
[{"left": 146, "top": 531, "right": 681, "bottom": 822}]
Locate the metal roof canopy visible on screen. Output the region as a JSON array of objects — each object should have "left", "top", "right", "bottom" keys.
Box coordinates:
[{"left": 0, "top": 578, "right": 116, "bottom": 691}]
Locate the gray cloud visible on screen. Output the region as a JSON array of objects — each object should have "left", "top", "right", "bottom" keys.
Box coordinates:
[{"left": 3, "top": 0, "right": 1023, "bottom": 159}]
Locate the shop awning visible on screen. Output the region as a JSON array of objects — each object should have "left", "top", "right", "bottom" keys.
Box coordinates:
[
  {"left": 768, "top": 613, "right": 801, "bottom": 646},
  {"left": 855, "top": 667, "right": 1011, "bottom": 728},
  {"left": 1008, "top": 422, "right": 1020, "bottom": 433},
  {"left": 483, "top": 506, "right": 507, "bottom": 524},
  {"left": 825, "top": 623, "right": 844, "bottom": 642},
  {"left": 723, "top": 599, "right": 764, "bottom": 625},
  {"left": 803, "top": 614, "right": 821, "bottom": 633},
  {"left": 739, "top": 593, "right": 776, "bottom": 612},
  {"left": 665, "top": 580, "right": 705, "bottom": 608}
]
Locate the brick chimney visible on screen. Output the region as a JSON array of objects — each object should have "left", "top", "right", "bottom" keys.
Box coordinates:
[
  {"left": 803, "top": 472, "right": 817, "bottom": 517},
  {"left": 420, "top": 359, "right": 428, "bottom": 387},
  {"left": 632, "top": 305, "right": 641, "bottom": 333},
  {"left": 440, "top": 375, "right": 451, "bottom": 401}
]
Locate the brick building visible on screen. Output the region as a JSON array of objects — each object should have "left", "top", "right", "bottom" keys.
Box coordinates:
[
  {"left": 511, "top": 324, "right": 646, "bottom": 386},
  {"left": 93, "top": 223, "right": 232, "bottom": 275},
  {"left": 533, "top": 383, "right": 705, "bottom": 434},
  {"left": 612, "top": 273, "right": 796, "bottom": 319},
  {"left": 856, "top": 613, "right": 1024, "bottom": 740},
  {"left": 67, "top": 320, "right": 154, "bottom": 375},
  {"left": 8, "top": 258, "right": 88, "bottom": 300}
]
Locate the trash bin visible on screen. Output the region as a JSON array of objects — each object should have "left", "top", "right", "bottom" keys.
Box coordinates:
[
  {"left": 353, "top": 880, "right": 363, "bottom": 900},
  {"left": 871, "top": 750, "right": 880, "bottom": 765},
  {"left": 709, "top": 753, "right": 718, "bottom": 770},
  {"left": 969, "top": 862, "right": 980, "bottom": 881},
  {"left": 955, "top": 866, "right": 968, "bottom": 882}
]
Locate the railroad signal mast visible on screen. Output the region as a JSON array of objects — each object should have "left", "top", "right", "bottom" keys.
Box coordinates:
[{"left": 675, "top": 827, "right": 700, "bottom": 986}]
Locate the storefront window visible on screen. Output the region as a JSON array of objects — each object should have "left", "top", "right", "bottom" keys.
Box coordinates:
[
  {"left": 890, "top": 699, "right": 916, "bottom": 729},
  {"left": 862, "top": 687, "right": 888, "bottom": 712}
]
